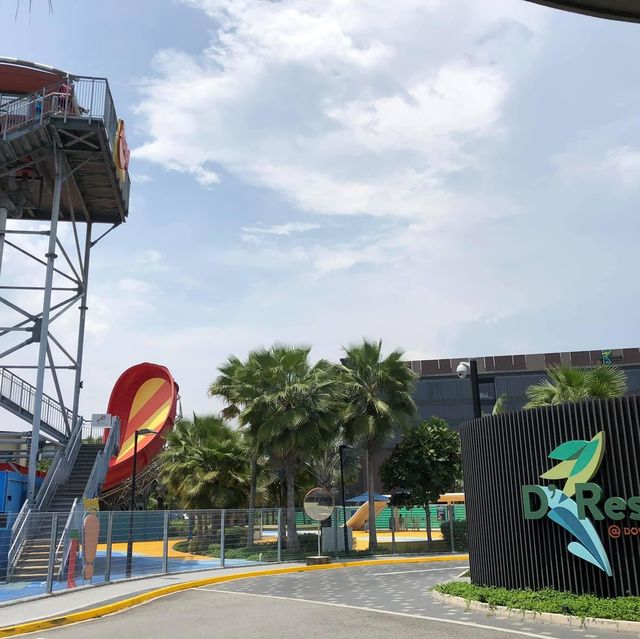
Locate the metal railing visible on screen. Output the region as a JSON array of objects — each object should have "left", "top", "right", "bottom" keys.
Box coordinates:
[
  {"left": 34, "top": 449, "right": 65, "bottom": 512},
  {"left": 56, "top": 497, "right": 82, "bottom": 582},
  {"left": 33, "top": 413, "right": 84, "bottom": 513},
  {"left": 83, "top": 417, "right": 120, "bottom": 501},
  {"left": 0, "top": 76, "right": 116, "bottom": 144},
  {"left": 0, "top": 505, "right": 467, "bottom": 602},
  {"left": 0, "top": 367, "right": 73, "bottom": 438},
  {"left": 7, "top": 500, "right": 31, "bottom": 574}
]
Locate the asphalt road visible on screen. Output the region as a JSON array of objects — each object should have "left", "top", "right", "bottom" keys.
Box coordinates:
[{"left": 24, "top": 561, "right": 628, "bottom": 639}]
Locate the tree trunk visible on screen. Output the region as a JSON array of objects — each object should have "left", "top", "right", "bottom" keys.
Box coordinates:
[
  {"left": 367, "top": 440, "right": 378, "bottom": 551},
  {"left": 285, "top": 457, "right": 300, "bottom": 551},
  {"left": 425, "top": 503, "right": 433, "bottom": 551},
  {"left": 246, "top": 451, "right": 258, "bottom": 547}
]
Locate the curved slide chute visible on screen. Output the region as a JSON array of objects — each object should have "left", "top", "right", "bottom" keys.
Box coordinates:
[{"left": 101, "top": 363, "right": 179, "bottom": 492}]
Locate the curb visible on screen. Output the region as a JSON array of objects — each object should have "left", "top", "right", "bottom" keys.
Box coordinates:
[
  {"left": 431, "top": 590, "right": 640, "bottom": 634},
  {"left": 0, "top": 554, "right": 468, "bottom": 638}
]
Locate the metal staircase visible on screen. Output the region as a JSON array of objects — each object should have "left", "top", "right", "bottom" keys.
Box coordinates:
[
  {"left": 5, "top": 415, "right": 120, "bottom": 582},
  {"left": 0, "top": 368, "right": 71, "bottom": 442},
  {"left": 9, "top": 444, "right": 103, "bottom": 582}
]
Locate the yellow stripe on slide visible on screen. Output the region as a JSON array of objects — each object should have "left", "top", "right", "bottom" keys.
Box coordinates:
[
  {"left": 116, "top": 398, "right": 172, "bottom": 461},
  {"left": 129, "top": 378, "right": 166, "bottom": 421}
]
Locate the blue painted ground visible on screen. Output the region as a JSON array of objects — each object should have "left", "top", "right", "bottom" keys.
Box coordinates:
[{"left": 0, "top": 550, "right": 260, "bottom": 603}]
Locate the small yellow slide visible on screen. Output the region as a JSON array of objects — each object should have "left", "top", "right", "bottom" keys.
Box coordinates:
[{"left": 346, "top": 501, "right": 387, "bottom": 531}]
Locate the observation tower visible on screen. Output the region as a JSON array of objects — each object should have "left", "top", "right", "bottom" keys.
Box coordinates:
[{"left": 0, "top": 58, "right": 130, "bottom": 500}]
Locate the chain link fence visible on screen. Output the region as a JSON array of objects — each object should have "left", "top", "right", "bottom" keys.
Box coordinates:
[{"left": 0, "top": 504, "right": 466, "bottom": 604}]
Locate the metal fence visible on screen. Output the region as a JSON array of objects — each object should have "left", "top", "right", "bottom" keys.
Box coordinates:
[
  {"left": 0, "top": 505, "right": 466, "bottom": 604},
  {"left": 0, "top": 76, "right": 117, "bottom": 143}
]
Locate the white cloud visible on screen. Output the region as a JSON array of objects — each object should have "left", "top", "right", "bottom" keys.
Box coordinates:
[
  {"left": 130, "top": 173, "right": 154, "bottom": 183},
  {"left": 134, "top": 0, "right": 538, "bottom": 220},
  {"left": 555, "top": 145, "right": 640, "bottom": 189},
  {"left": 241, "top": 222, "right": 320, "bottom": 236},
  {"left": 326, "top": 61, "right": 507, "bottom": 159}
]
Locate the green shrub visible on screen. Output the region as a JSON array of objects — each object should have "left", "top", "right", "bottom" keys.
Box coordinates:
[
  {"left": 172, "top": 540, "right": 188, "bottom": 553},
  {"left": 168, "top": 519, "right": 188, "bottom": 535},
  {"left": 435, "top": 582, "right": 640, "bottom": 622},
  {"left": 188, "top": 536, "right": 211, "bottom": 554},
  {"left": 223, "top": 526, "right": 249, "bottom": 549},
  {"left": 440, "top": 519, "right": 467, "bottom": 551}
]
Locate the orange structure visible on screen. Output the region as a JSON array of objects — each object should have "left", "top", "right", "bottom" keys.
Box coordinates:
[{"left": 101, "top": 363, "right": 179, "bottom": 492}]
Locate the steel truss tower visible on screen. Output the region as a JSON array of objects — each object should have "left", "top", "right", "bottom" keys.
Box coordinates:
[{"left": 0, "top": 61, "right": 130, "bottom": 501}]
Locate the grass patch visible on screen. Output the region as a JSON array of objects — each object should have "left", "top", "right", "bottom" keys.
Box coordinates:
[{"left": 435, "top": 582, "right": 640, "bottom": 622}]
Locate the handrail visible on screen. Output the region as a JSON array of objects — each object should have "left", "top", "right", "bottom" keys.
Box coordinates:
[
  {"left": 83, "top": 417, "right": 120, "bottom": 501},
  {"left": 33, "top": 449, "right": 64, "bottom": 511},
  {"left": 7, "top": 501, "right": 31, "bottom": 574},
  {"left": 0, "top": 367, "right": 73, "bottom": 438},
  {"left": 64, "top": 414, "right": 84, "bottom": 466},
  {"left": 57, "top": 497, "right": 82, "bottom": 581},
  {"left": 0, "top": 75, "right": 120, "bottom": 156},
  {"left": 34, "top": 413, "right": 85, "bottom": 512}
]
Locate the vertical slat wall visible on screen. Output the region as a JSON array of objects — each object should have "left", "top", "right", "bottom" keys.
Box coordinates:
[{"left": 460, "top": 396, "right": 640, "bottom": 597}]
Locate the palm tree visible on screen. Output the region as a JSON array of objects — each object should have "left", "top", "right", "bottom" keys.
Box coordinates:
[
  {"left": 525, "top": 365, "right": 627, "bottom": 409},
  {"left": 240, "top": 345, "right": 343, "bottom": 551},
  {"left": 160, "top": 414, "right": 250, "bottom": 510},
  {"left": 304, "top": 437, "right": 362, "bottom": 494},
  {"left": 340, "top": 339, "right": 416, "bottom": 551},
  {"left": 209, "top": 354, "right": 264, "bottom": 546},
  {"left": 492, "top": 394, "right": 508, "bottom": 415}
]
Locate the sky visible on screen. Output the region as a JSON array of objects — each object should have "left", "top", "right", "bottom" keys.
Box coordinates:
[{"left": 2, "top": 0, "right": 640, "bottom": 421}]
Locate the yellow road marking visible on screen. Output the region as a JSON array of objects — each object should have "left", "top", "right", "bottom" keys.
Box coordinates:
[{"left": 0, "top": 555, "right": 468, "bottom": 638}]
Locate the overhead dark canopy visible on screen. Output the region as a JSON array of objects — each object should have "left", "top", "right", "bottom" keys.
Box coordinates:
[{"left": 525, "top": 0, "right": 640, "bottom": 22}]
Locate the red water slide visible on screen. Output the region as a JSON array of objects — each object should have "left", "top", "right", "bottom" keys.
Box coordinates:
[{"left": 101, "top": 363, "right": 179, "bottom": 492}]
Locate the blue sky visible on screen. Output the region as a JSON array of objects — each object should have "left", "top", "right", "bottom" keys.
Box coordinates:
[{"left": 2, "top": 0, "right": 640, "bottom": 418}]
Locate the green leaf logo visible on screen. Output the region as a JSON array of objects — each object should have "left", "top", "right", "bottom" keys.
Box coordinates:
[
  {"left": 541, "top": 432, "right": 605, "bottom": 497},
  {"left": 548, "top": 440, "right": 589, "bottom": 461}
]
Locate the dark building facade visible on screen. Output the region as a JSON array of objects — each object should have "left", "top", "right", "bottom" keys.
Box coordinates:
[
  {"left": 407, "top": 347, "right": 640, "bottom": 430},
  {"left": 358, "top": 348, "right": 640, "bottom": 494}
]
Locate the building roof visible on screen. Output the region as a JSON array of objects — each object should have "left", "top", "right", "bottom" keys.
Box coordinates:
[
  {"left": 408, "top": 348, "right": 640, "bottom": 378},
  {"left": 525, "top": 0, "right": 640, "bottom": 23}
]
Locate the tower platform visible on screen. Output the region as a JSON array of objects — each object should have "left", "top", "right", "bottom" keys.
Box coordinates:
[{"left": 0, "top": 59, "right": 130, "bottom": 224}]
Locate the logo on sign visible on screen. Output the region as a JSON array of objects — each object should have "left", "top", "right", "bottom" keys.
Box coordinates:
[{"left": 521, "top": 432, "right": 612, "bottom": 576}]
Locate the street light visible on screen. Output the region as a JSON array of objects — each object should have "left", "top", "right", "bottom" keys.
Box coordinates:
[
  {"left": 338, "top": 444, "right": 350, "bottom": 555},
  {"left": 456, "top": 360, "right": 482, "bottom": 419},
  {"left": 125, "top": 428, "right": 155, "bottom": 578}
]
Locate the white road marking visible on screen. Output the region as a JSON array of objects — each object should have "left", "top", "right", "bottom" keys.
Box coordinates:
[
  {"left": 195, "top": 588, "right": 558, "bottom": 638},
  {"left": 372, "top": 566, "right": 468, "bottom": 576}
]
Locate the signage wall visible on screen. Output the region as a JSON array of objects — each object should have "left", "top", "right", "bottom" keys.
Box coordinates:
[{"left": 460, "top": 397, "right": 640, "bottom": 597}]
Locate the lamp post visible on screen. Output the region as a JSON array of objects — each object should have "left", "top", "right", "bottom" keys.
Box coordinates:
[
  {"left": 456, "top": 360, "right": 482, "bottom": 419},
  {"left": 125, "top": 428, "right": 155, "bottom": 578},
  {"left": 339, "top": 444, "right": 350, "bottom": 554}
]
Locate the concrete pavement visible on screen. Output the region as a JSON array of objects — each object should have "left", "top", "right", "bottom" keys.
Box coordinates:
[
  {"left": 8, "top": 560, "right": 634, "bottom": 639},
  {"left": 0, "top": 562, "right": 300, "bottom": 628}
]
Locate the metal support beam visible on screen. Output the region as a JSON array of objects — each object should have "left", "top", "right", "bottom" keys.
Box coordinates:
[
  {"left": 27, "top": 145, "right": 64, "bottom": 502},
  {"left": 47, "top": 345, "right": 71, "bottom": 435},
  {"left": 71, "top": 223, "right": 91, "bottom": 429},
  {"left": 0, "top": 206, "right": 6, "bottom": 281}
]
